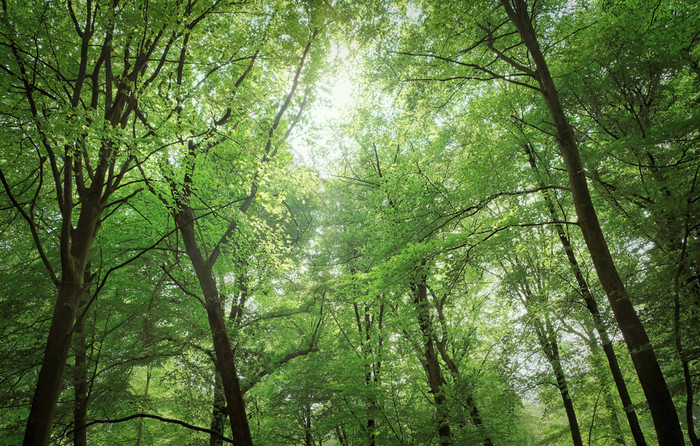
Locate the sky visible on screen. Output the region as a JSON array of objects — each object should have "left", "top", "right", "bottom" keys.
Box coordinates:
[{"left": 290, "top": 43, "right": 356, "bottom": 168}]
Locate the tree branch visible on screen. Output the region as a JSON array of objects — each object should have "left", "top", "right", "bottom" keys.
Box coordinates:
[
  {"left": 0, "top": 166, "right": 59, "bottom": 286},
  {"left": 69, "top": 413, "right": 234, "bottom": 443}
]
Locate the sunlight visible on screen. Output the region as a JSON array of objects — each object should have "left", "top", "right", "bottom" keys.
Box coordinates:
[
  {"left": 290, "top": 43, "right": 356, "bottom": 167},
  {"left": 329, "top": 72, "right": 354, "bottom": 110}
]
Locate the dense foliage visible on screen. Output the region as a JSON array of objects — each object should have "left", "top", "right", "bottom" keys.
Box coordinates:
[{"left": 1, "top": 0, "right": 698, "bottom": 445}]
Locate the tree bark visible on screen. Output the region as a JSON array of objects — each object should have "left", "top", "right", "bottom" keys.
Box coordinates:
[
  {"left": 433, "top": 319, "right": 492, "bottom": 445},
  {"left": 24, "top": 201, "right": 100, "bottom": 446},
  {"left": 412, "top": 276, "right": 451, "bottom": 445},
  {"left": 435, "top": 346, "right": 492, "bottom": 445},
  {"left": 673, "top": 234, "right": 699, "bottom": 446},
  {"left": 585, "top": 326, "right": 626, "bottom": 445},
  {"left": 545, "top": 327, "right": 584, "bottom": 446},
  {"left": 210, "top": 371, "right": 227, "bottom": 446},
  {"left": 511, "top": 255, "right": 583, "bottom": 445},
  {"left": 25, "top": 280, "right": 83, "bottom": 445},
  {"left": 501, "top": 1, "right": 684, "bottom": 443},
  {"left": 529, "top": 309, "right": 584, "bottom": 446},
  {"left": 175, "top": 207, "right": 253, "bottom": 446},
  {"left": 354, "top": 300, "right": 382, "bottom": 446},
  {"left": 72, "top": 297, "right": 89, "bottom": 446},
  {"left": 335, "top": 426, "right": 349, "bottom": 446},
  {"left": 524, "top": 144, "right": 646, "bottom": 445},
  {"left": 136, "top": 368, "right": 152, "bottom": 446},
  {"left": 304, "top": 402, "right": 313, "bottom": 446}
]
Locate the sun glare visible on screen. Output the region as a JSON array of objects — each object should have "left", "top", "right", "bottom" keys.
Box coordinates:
[
  {"left": 291, "top": 43, "right": 357, "bottom": 167},
  {"left": 328, "top": 72, "right": 354, "bottom": 110}
]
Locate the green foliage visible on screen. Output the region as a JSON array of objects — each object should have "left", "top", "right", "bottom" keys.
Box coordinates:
[{"left": 1, "top": 0, "right": 698, "bottom": 444}]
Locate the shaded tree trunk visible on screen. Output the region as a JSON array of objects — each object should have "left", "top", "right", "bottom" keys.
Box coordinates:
[
  {"left": 25, "top": 274, "right": 87, "bottom": 446},
  {"left": 164, "top": 29, "right": 317, "bottom": 446},
  {"left": 524, "top": 143, "right": 646, "bottom": 445},
  {"left": 533, "top": 315, "right": 584, "bottom": 446},
  {"left": 674, "top": 233, "right": 699, "bottom": 446},
  {"left": 24, "top": 200, "right": 101, "bottom": 445},
  {"left": 210, "top": 371, "right": 227, "bottom": 446},
  {"left": 412, "top": 275, "right": 451, "bottom": 445},
  {"left": 175, "top": 207, "right": 253, "bottom": 446},
  {"left": 136, "top": 368, "right": 152, "bottom": 446},
  {"left": 585, "top": 326, "right": 626, "bottom": 445},
  {"left": 500, "top": 1, "right": 684, "bottom": 442},
  {"left": 210, "top": 269, "right": 248, "bottom": 446},
  {"left": 547, "top": 339, "right": 583, "bottom": 446},
  {"left": 433, "top": 316, "right": 492, "bottom": 445},
  {"left": 304, "top": 402, "right": 313, "bottom": 446},
  {"left": 353, "top": 300, "right": 383, "bottom": 446},
  {"left": 335, "top": 425, "right": 349, "bottom": 446},
  {"left": 511, "top": 260, "right": 583, "bottom": 446},
  {"left": 72, "top": 294, "right": 89, "bottom": 446}
]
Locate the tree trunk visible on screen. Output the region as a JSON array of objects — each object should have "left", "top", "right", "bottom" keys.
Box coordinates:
[
  {"left": 434, "top": 330, "right": 492, "bottom": 445},
  {"left": 73, "top": 271, "right": 92, "bottom": 446},
  {"left": 335, "top": 426, "right": 349, "bottom": 446},
  {"left": 413, "top": 277, "right": 451, "bottom": 445},
  {"left": 365, "top": 363, "right": 377, "bottom": 446},
  {"left": 466, "top": 396, "right": 492, "bottom": 446},
  {"left": 304, "top": 402, "right": 313, "bottom": 446},
  {"left": 24, "top": 278, "right": 84, "bottom": 445},
  {"left": 514, "top": 262, "right": 583, "bottom": 445},
  {"left": 534, "top": 317, "right": 584, "bottom": 446},
  {"left": 136, "top": 368, "right": 152, "bottom": 446},
  {"left": 585, "top": 327, "right": 626, "bottom": 445},
  {"left": 551, "top": 350, "right": 583, "bottom": 446},
  {"left": 674, "top": 238, "right": 699, "bottom": 446},
  {"left": 524, "top": 144, "right": 646, "bottom": 445},
  {"left": 502, "top": 1, "right": 684, "bottom": 443},
  {"left": 354, "top": 300, "right": 382, "bottom": 446},
  {"left": 72, "top": 297, "right": 89, "bottom": 446},
  {"left": 175, "top": 207, "right": 253, "bottom": 446},
  {"left": 210, "top": 371, "right": 227, "bottom": 446},
  {"left": 209, "top": 267, "right": 250, "bottom": 445},
  {"left": 21, "top": 147, "right": 107, "bottom": 446}
]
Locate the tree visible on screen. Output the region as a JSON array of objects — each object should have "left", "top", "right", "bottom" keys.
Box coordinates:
[
  {"left": 0, "top": 1, "right": 213, "bottom": 443},
  {"left": 384, "top": 0, "right": 692, "bottom": 441},
  {"left": 498, "top": 2, "right": 682, "bottom": 441},
  {"left": 1, "top": 1, "right": 697, "bottom": 444}
]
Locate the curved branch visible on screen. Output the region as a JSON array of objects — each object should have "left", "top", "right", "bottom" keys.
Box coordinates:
[
  {"left": 0, "top": 166, "right": 59, "bottom": 286},
  {"left": 70, "top": 413, "right": 234, "bottom": 443},
  {"left": 393, "top": 50, "right": 540, "bottom": 91}
]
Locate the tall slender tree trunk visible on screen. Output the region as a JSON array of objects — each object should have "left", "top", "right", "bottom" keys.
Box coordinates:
[
  {"left": 136, "top": 368, "right": 152, "bottom": 446},
  {"left": 549, "top": 342, "right": 583, "bottom": 446},
  {"left": 533, "top": 315, "right": 584, "bottom": 446},
  {"left": 24, "top": 282, "right": 81, "bottom": 445},
  {"left": 434, "top": 329, "right": 492, "bottom": 445},
  {"left": 501, "top": 1, "right": 683, "bottom": 442},
  {"left": 304, "top": 402, "right": 313, "bottom": 446},
  {"left": 168, "top": 29, "right": 316, "bottom": 446},
  {"left": 72, "top": 296, "right": 89, "bottom": 446},
  {"left": 210, "top": 267, "right": 249, "bottom": 446},
  {"left": 413, "top": 276, "right": 451, "bottom": 445},
  {"left": 24, "top": 200, "right": 100, "bottom": 446},
  {"left": 175, "top": 207, "right": 253, "bottom": 446},
  {"left": 524, "top": 144, "right": 646, "bottom": 445},
  {"left": 210, "top": 371, "right": 227, "bottom": 446},
  {"left": 354, "top": 300, "right": 382, "bottom": 446},
  {"left": 335, "top": 425, "right": 349, "bottom": 446},
  {"left": 466, "top": 395, "right": 492, "bottom": 446},
  {"left": 674, "top": 235, "right": 699, "bottom": 446},
  {"left": 513, "top": 260, "right": 583, "bottom": 445},
  {"left": 585, "top": 326, "right": 626, "bottom": 445}
]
